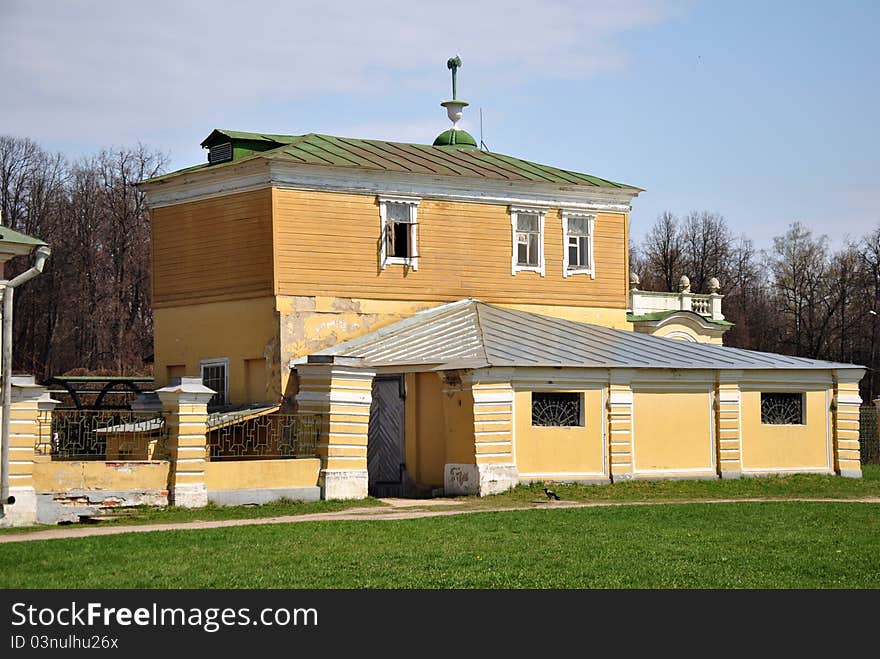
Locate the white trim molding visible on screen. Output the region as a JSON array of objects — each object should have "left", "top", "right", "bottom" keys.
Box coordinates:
[
  {"left": 378, "top": 195, "right": 420, "bottom": 271},
  {"left": 561, "top": 210, "right": 596, "bottom": 279},
  {"left": 510, "top": 206, "right": 547, "bottom": 277},
  {"left": 139, "top": 159, "right": 639, "bottom": 212}
]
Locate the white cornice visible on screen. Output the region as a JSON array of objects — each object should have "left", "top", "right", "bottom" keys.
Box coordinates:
[
  {"left": 140, "top": 158, "right": 639, "bottom": 213},
  {"left": 139, "top": 159, "right": 272, "bottom": 209}
]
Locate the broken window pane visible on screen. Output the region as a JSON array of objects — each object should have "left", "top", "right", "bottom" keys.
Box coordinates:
[
  {"left": 388, "top": 221, "right": 411, "bottom": 258},
  {"left": 387, "top": 203, "right": 411, "bottom": 223}
]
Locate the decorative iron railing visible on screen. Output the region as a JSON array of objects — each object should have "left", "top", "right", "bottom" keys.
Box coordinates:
[
  {"left": 207, "top": 413, "right": 322, "bottom": 461},
  {"left": 859, "top": 405, "right": 879, "bottom": 465},
  {"left": 37, "top": 410, "right": 168, "bottom": 461}
]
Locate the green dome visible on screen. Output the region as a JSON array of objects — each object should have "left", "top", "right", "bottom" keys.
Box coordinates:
[{"left": 432, "top": 129, "right": 478, "bottom": 148}]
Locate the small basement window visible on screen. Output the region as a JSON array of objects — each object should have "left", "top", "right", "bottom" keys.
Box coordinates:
[
  {"left": 200, "top": 358, "right": 229, "bottom": 408},
  {"left": 531, "top": 392, "right": 583, "bottom": 427},
  {"left": 379, "top": 196, "right": 420, "bottom": 269},
  {"left": 760, "top": 392, "right": 805, "bottom": 425}
]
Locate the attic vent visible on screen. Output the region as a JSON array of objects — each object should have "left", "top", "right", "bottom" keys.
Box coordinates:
[{"left": 208, "top": 142, "right": 233, "bottom": 164}]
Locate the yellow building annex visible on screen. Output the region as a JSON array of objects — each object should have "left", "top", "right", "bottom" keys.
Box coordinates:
[{"left": 134, "top": 72, "right": 865, "bottom": 502}]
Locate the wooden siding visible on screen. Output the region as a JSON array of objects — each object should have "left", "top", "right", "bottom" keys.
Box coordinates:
[
  {"left": 272, "top": 189, "right": 628, "bottom": 307},
  {"left": 151, "top": 189, "right": 274, "bottom": 307}
]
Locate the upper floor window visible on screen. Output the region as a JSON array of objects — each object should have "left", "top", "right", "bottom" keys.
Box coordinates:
[
  {"left": 200, "top": 358, "right": 228, "bottom": 409},
  {"left": 562, "top": 211, "right": 596, "bottom": 278},
  {"left": 379, "top": 196, "right": 420, "bottom": 270},
  {"left": 510, "top": 207, "right": 546, "bottom": 276}
]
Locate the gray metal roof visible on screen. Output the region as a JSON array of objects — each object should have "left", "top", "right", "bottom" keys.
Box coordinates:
[{"left": 302, "top": 299, "right": 862, "bottom": 372}]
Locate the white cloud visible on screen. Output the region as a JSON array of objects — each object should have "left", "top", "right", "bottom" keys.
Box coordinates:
[{"left": 0, "top": 0, "right": 684, "bottom": 147}]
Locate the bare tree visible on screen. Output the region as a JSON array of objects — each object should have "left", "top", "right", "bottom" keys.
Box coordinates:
[
  {"left": 680, "top": 211, "right": 732, "bottom": 293},
  {"left": 640, "top": 212, "right": 682, "bottom": 291},
  {"left": 0, "top": 135, "right": 166, "bottom": 379}
]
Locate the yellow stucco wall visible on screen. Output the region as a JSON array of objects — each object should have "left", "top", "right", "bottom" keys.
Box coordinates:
[
  {"left": 443, "top": 383, "right": 477, "bottom": 465},
  {"left": 153, "top": 296, "right": 280, "bottom": 404},
  {"left": 740, "top": 389, "right": 831, "bottom": 472},
  {"left": 502, "top": 304, "right": 629, "bottom": 330},
  {"left": 205, "top": 458, "right": 320, "bottom": 490},
  {"left": 632, "top": 389, "right": 715, "bottom": 474},
  {"left": 32, "top": 460, "right": 170, "bottom": 493},
  {"left": 408, "top": 372, "right": 447, "bottom": 486},
  {"left": 514, "top": 389, "right": 606, "bottom": 478}
]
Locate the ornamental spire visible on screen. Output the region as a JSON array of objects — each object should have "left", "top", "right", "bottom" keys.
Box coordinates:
[
  {"left": 447, "top": 55, "right": 462, "bottom": 100},
  {"left": 433, "top": 55, "right": 477, "bottom": 148}
]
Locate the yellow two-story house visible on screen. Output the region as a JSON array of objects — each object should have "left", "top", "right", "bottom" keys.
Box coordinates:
[{"left": 140, "top": 99, "right": 864, "bottom": 500}]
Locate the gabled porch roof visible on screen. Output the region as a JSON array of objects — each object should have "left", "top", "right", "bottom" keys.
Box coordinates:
[{"left": 295, "top": 299, "right": 861, "bottom": 372}]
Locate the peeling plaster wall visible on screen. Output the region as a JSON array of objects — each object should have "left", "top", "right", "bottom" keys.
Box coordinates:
[
  {"left": 33, "top": 461, "right": 171, "bottom": 523},
  {"left": 278, "top": 296, "right": 435, "bottom": 397}
]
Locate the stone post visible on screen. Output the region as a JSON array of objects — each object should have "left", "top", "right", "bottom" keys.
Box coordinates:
[
  {"left": 608, "top": 370, "right": 634, "bottom": 482},
  {"left": 716, "top": 371, "right": 742, "bottom": 478},
  {"left": 295, "top": 362, "right": 374, "bottom": 500},
  {"left": 1, "top": 376, "right": 58, "bottom": 527},
  {"left": 156, "top": 377, "right": 215, "bottom": 507},
  {"left": 832, "top": 371, "right": 862, "bottom": 478}
]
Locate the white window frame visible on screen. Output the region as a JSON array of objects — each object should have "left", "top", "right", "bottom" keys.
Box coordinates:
[
  {"left": 510, "top": 206, "right": 546, "bottom": 277},
  {"left": 199, "top": 358, "right": 229, "bottom": 407},
  {"left": 379, "top": 195, "right": 420, "bottom": 270},
  {"left": 562, "top": 210, "right": 596, "bottom": 279}
]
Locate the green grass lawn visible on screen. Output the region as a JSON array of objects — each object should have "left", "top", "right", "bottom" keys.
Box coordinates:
[
  {"left": 1, "top": 501, "right": 877, "bottom": 588},
  {"left": 0, "top": 497, "right": 385, "bottom": 536},
  {"left": 485, "top": 463, "right": 880, "bottom": 507}
]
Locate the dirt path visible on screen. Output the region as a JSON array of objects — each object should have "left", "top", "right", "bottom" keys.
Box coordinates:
[{"left": 2, "top": 496, "right": 879, "bottom": 545}]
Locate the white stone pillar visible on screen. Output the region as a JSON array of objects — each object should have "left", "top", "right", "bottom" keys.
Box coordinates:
[
  {"left": 295, "top": 363, "right": 374, "bottom": 500},
  {"left": 608, "top": 370, "right": 634, "bottom": 482},
  {"left": 156, "top": 377, "right": 215, "bottom": 507},
  {"left": 1, "top": 376, "right": 58, "bottom": 527},
  {"left": 833, "top": 371, "right": 862, "bottom": 478}
]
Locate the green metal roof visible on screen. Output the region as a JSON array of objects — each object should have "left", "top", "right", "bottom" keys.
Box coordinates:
[
  {"left": 432, "top": 128, "right": 478, "bottom": 148},
  {"left": 147, "top": 130, "right": 642, "bottom": 191},
  {"left": 0, "top": 225, "right": 47, "bottom": 247},
  {"left": 200, "top": 129, "right": 298, "bottom": 148},
  {"left": 627, "top": 310, "right": 735, "bottom": 327}
]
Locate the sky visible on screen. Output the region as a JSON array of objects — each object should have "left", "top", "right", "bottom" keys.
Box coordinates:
[{"left": 1, "top": 0, "right": 878, "bottom": 249}]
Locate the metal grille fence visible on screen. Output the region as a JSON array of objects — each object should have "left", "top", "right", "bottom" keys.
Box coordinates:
[
  {"left": 37, "top": 410, "right": 168, "bottom": 461},
  {"left": 208, "top": 413, "right": 322, "bottom": 461},
  {"left": 860, "top": 405, "right": 879, "bottom": 465}
]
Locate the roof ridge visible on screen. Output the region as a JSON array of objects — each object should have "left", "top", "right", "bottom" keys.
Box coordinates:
[{"left": 472, "top": 302, "right": 491, "bottom": 366}]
